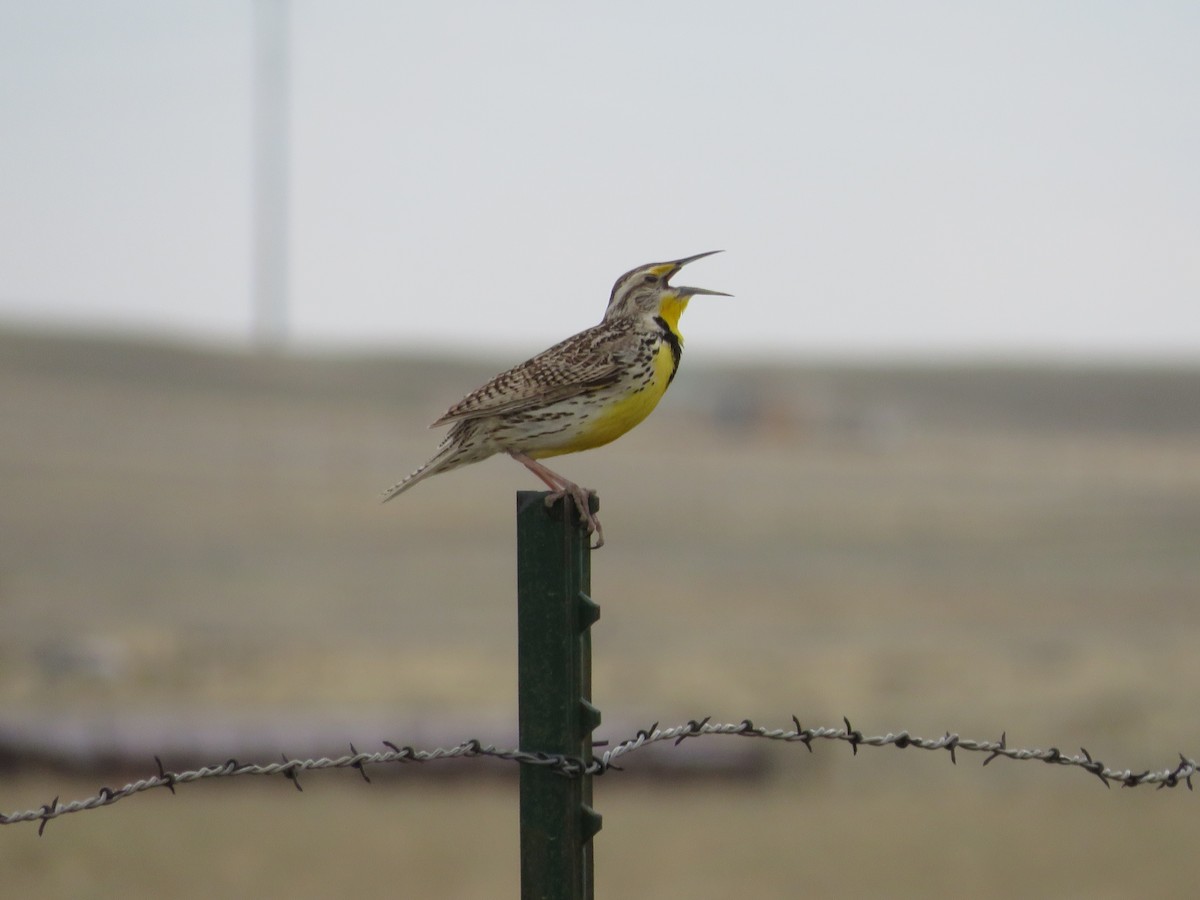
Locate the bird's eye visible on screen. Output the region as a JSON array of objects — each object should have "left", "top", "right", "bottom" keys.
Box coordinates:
[{"left": 643, "top": 274, "right": 658, "bottom": 284}]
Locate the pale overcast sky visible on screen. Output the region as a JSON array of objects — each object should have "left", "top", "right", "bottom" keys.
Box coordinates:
[{"left": 1, "top": 1, "right": 1197, "bottom": 359}]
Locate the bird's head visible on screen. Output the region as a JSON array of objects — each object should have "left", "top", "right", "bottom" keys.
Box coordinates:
[{"left": 602, "top": 251, "right": 729, "bottom": 328}]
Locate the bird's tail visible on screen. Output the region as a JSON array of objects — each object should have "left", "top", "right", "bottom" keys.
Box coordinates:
[
  {"left": 380, "top": 442, "right": 460, "bottom": 503},
  {"left": 381, "top": 423, "right": 489, "bottom": 503}
]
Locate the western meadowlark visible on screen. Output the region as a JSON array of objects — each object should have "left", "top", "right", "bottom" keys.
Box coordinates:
[{"left": 381, "top": 251, "right": 728, "bottom": 548}]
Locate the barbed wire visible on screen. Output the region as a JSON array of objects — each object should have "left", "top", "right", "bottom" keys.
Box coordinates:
[{"left": 3, "top": 716, "right": 1194, "bottom": 833}]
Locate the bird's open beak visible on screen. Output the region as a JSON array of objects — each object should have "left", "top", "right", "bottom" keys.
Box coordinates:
[
  {"left": 675, "top": 286, "right": 732, "bottom": 297},
  {"left": 674, "top": 249, "right": 724, "bottom": 267},
  {"left": 668, "top": 250, "right": 731, "bottom": 297}
]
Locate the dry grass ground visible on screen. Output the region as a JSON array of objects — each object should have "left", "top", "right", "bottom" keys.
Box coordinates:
[
  {"left": 5, "top": 773, "right": 1200, "bottom": 899},
  {"left": 1, "top": 328, "right": 1198, "bottom": 897}
]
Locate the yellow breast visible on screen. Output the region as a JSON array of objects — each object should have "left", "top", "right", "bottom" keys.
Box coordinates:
[{"left": 534, "top": 341, "right": 676, "bottom": 457}]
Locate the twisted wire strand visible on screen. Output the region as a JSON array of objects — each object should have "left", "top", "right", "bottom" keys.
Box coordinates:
[{"left": 3, "top": 718, "right": 1194, "bottom": 832}]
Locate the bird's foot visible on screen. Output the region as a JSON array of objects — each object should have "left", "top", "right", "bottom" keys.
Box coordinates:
[
  {"left": 508, "top": 450, "right": 604, "bottom": 549},
  {"left": 545, "top": 484, "right": 604, "bottom": 549}
]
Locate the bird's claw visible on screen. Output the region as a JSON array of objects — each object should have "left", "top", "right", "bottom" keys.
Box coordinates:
[{"left": 545, "top": 486, "right": 604, "bottom": 549}]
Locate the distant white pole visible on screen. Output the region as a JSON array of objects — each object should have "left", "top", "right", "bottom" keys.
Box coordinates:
[{"left": 252, "top": 0, "right": 290, "bottom": 349}]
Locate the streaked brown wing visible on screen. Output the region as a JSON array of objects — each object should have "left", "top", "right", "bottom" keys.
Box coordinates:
[{"left": 431, "top": 325, "right": 625, "bottom": 426}]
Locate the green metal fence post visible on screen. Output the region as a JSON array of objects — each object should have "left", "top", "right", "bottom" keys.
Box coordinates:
[{"left": 517, "top": 491, "right": 603, "bottom": 900}]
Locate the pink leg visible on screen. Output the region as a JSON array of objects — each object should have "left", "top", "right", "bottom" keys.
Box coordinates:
[{"left": 508, "top": 451, "right": 604, "bottom": 549}]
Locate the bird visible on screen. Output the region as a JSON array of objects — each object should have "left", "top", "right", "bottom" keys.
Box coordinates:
[{"left": 381, "top": 251, "right": 729, "bottom": 548}]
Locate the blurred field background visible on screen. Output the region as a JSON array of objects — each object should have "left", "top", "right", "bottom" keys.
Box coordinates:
[{"left": 2, "top": 327, "right": 1198, "bottom": 897}]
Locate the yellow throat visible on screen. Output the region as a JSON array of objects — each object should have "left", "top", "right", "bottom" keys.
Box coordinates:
[{"left": 536, "top": 294, "right": 689, "bottom": 458}]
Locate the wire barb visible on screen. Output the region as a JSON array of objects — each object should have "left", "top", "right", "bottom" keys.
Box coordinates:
[
  {"left": 348, "top": 743, "right": 372, "bottom": 784},
  {"left": 983, "top": 732, "right": 1007, "bottom": 766},
  {"left": 280, "top": 754, "right": 304, "bottom": 792},
  {"left": 37, "top": 796, "right": 58, "bottom": 837},
  {"left": 154, "top": 755, "right": 178, "bottom": 794},
  {"left": 843, "top": 717, "right": 861, "bottom": 756}
]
